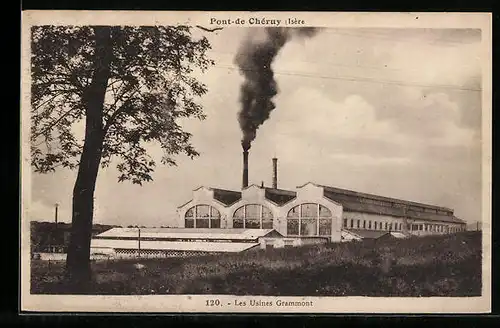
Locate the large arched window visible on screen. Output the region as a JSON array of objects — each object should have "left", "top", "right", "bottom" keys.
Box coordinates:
[
  {"left": 185, "top": 205, "right": 221, "bottom": 228},
  {"left": 232, "top": 204, "right": 273, "bottom": 229},
  {"left": 287, "top": 203, "right": 332, "bottom": 236}
]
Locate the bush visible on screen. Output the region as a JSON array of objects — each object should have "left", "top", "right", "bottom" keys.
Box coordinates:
[{"left": 31, "top": 231, "right": 482, "bottom": 296}]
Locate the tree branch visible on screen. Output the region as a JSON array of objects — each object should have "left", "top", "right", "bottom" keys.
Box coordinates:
[
  {"left": 195, "top": 25, "right": 223, "bottom": 32},
  {"left": 102, "top": 87, "right": 141, "bottom": 133},
  {"left": 32, "top": 106, "right": 79, "bottom": 140}
]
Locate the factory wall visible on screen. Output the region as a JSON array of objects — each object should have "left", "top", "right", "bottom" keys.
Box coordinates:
[
  {"left": 342, "top": 210, "right": 465, "bottom": 236},
  {"left": 343, "top": 212, "right": 407, "bottom": 232},
  {"left": 177, "top": 184, "right": 343, "bottom": 242},
  {"left": 277, "top": 183, "right": 343, "bottom": 242},
  {"left": 177, "top": 186, "right": 232, "bottom": 228}
]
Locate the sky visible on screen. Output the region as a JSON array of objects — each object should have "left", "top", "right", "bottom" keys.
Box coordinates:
[{"left": 30, "top": 27, "right": 483, "bottom": 227}]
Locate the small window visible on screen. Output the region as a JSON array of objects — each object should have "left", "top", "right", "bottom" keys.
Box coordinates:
[
  {"left": 196, "top": 218, "right": 209, "bottom": 228},
  {"left": 385, "top": 222, "right": 388, "bottom": 230},
  {"left": 374, "top": 222, "right": 378, "bottom": 230},
  {"left": 301, "top": 203, "right": 317, "bottom": 217},
  {"left": 363, "top": 220, "right": 366, "bottom": 229},
  {"left": 343, "top": 218, "right": 347, "bottom": 228},
  {"left": 287, "top": 219, "right": 299, "bottom": 235},
  {"left": 319, "top": 219, "right": 332, "bottom": 236},
  {"left": 350, "top": 220, "right": 354, "bottom": 228},
  {"left": 368, "top": 221, "right": 372, "bottom": 229},
  {"left": 300, "top": 218, "right": 317, "bottom": 236},
  {"left": 357, "top": 220, "right": 360, "bottom": 229},
  {"left": 210, "top": 218, "right": 221, "bottom": 228},
  {"left": 236, "top": 204, "right": 274, "bottom": 229},
  {"left": 233, "top": 218, "right": 244, "bottom": 228},
  {"left": 184, "top": 204, "right": 221, "bottom": 228},
  {"left": 185, "top": 219, "right": 194, "bottom": 228},
  {"left": 319, "top": 206, "right": 332, "bottom": 217}
]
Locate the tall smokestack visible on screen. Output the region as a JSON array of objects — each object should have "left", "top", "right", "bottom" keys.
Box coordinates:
[
  {"left": 272, "top": 158, "right": 278, "bottom": 189},
  {"left": 242, "top": 148, "right": 249, "bottom": 189}
]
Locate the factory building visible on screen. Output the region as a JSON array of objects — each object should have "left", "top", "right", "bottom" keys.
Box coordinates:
[
  {"left": 90, "top": 156, "right": 467, "bottom": 258},
  {"left": 176, "top": 157, "right": 467, "bottom": 244}
]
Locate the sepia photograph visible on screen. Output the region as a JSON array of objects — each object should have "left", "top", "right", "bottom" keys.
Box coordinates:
[{"left": 21, "top": 11, "right": 492, "bottom": 313}]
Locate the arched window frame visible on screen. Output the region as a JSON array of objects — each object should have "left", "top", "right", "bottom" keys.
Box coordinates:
[
  {"left": 286, "top": 203, "right": 333, "bottom": 236},
  {"left": 232, "top": 204, "right": 274, "bottom": 229},
  {"left": 184, "top": 204, "right": 221, "bottom": 228}
]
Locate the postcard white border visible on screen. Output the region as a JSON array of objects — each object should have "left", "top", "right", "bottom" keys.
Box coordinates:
[{"left": 20, "top": 11, "right": 492, "bottom": 313}]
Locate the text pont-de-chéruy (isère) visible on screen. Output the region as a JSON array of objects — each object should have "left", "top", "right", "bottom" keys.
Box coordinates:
[{"left": 209, "top": 17, "right": 306, "bottom": 27}]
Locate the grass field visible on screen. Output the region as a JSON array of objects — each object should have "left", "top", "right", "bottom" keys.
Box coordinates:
[{"left": 31, "top": 231, "right": 482, "bottom": 296}]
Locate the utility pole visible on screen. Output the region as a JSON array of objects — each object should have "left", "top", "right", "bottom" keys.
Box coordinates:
[
  {"left": 55, "top": 203, "right": 59, "bottom": 225},
  {"left": 138, "top": 227, "right": 141, "bottom": 258},
  {"left": 54, "top": 203, "right": 59, "bottom": 252}
]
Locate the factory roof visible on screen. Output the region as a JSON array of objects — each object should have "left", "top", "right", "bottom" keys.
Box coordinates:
[
  {"left": 91, "top": 239, "right": 259, "bottom": 253},
  {"left": 311, "top": 183, "right": 465, "bottom": 224},
  {"left": 335, "top": 199, "right": 464, "bottom": 224},
  {"left": 211, "top": 188, "right": 242, "bottom": 206},
  {"left": 209, "top": 186, "right": 298, "bottom": 206},
  {"left": 94, "top": 227, "right": 282, "bottom": 241},
  {"left": 264, "top": 187, "right": 297, "bottom": 205},
  {"left": 316, "top": 183, "right": 453, "bottom": 212}
]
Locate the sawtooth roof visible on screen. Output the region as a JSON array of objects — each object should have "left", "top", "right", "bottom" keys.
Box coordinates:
[
  {"left": 264, "top": 187, "right": 297, "bottom": 205},
  {"left": 211, "top": 188, "right": 242, "bottom": 206},
  {"left": 210, "top": 186, "right": 298, "bottom": 206}
]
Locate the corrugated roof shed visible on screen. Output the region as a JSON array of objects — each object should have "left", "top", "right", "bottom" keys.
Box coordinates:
[
  {"left": 95, "top": 228, "right": 281, "bottom": 241},
  {"left": 91, "top": 239, "right": 259, "bottom": 252},
  {"left": 345, "top": 229, "right": 388, "bottom": 239},
  {"left": 384, "top": 232, "right": 407, "bottom": 239}
]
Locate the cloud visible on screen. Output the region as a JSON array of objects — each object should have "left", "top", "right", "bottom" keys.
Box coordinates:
[
  {"left": 328, "top": 153, "right": 412, "bottom": 166},
  {"left": 387, "top": 41, "right": 481, "bottom": 88},
  {"left": 274, "top": 88, "right": 396, "bottom": 140},
  {"left": 271, "top": 86, "right": 476, "bottom": 149}
]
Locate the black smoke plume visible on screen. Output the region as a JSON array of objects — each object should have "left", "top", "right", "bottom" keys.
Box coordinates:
[{"left": 235, "top": 27, "right": 318, "bottom": 151}]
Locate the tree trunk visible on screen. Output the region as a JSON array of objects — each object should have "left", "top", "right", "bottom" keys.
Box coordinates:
[{"left": 65, "top": 26, "right": 112, "bottom": 292}]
